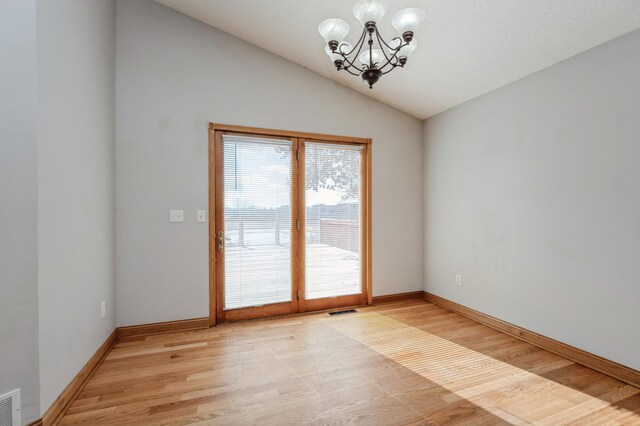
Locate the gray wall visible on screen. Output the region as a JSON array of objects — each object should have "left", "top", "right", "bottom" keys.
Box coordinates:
[
  {"left": 0, "top": 0, "right": 40, "bottom": 423},
  {"left": 115, "top": 0, "right": 424, "bottom": 326},
  {"left": 36, "top": 0, "right": 116, "bottom": 412},
  {"left": 423, "top": 29, "right": 640, "bottom": 370}
]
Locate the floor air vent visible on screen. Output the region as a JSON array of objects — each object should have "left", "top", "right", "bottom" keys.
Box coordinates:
[
  {"left": 0, "top": 389, "right": 20, "bottom": 426},
  {"left": 328, "top": 309, "right": 357, "bottom": 316}
]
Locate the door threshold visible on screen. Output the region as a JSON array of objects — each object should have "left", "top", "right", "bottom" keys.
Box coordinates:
[{"left": 218, "top": 304, "right": 368, "bottom": 324}]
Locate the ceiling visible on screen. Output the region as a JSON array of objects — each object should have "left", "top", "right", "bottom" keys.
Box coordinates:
[{"left": 154, "top": 0, "right": 640, "bottom": 119}]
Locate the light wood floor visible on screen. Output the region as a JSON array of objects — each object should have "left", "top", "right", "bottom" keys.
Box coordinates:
[{"left": 61, "top": 300, "right": 640, "bottom": 425}]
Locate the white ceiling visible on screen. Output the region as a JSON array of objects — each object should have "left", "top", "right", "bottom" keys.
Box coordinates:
[{"left": 154, "top": 0, "right": 640, "bottom": 119}]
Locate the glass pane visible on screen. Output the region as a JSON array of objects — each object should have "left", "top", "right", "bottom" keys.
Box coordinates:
[
  {"left": 305, "top": 143, "right": 363, "bottom": 300},
  {"left": 222, "top": 135, "right": 292, "bottom": 310}
]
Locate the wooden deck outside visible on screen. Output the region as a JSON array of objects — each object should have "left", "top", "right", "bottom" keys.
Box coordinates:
[{"left": 224, "top": 243, "right": 361, "bottom": 309}]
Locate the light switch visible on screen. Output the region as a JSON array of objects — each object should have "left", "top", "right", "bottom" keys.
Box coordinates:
[
  {"left": 197, "top": 210, "right": 206, "bottom": 223},
  {"left": 169, "top": 209, "right": 184, "bottom": 223}
]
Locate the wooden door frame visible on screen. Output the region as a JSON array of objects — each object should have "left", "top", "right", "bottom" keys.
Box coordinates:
[{"left": 208, "top": 123, "right": 372, "bottom": 325}]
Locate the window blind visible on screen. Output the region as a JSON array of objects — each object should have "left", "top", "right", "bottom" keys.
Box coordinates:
[
  {"left": 304, "top": 142, "right": 363, "bottom": 300},
  {"left": 222, "top": 134, "right": 293, "bottom": 310}
]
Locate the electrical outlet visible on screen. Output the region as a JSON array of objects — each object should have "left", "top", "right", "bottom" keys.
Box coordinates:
[
  {"left": 197, "top": 210, "right": 206, "bottom": 223},
  {"left": 101, "top": 301, "right": 106, "bottom": 318},
  {"left": 456, "top": 274, "right": 462, "bottom": 286},
  {"left": 169, "top": 209, "right": 184, "bottom": 223}
]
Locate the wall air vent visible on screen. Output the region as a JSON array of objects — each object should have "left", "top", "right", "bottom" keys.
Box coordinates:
[{"left": 0, "top": 389, "right": 20, "bottom": 426}]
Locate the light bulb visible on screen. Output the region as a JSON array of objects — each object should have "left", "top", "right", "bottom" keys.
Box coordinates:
[
  {"left": 352, "top": 0, "right": 388, "bottom": 26},
  {"left": 318, "top": 18, "right": 350, "bottom": 44},
  {"left": 391, "top": 8, "right": 425, "bottom": 40},
  {"left": 358, "top": 49, "right": 384, "bottom": 67}
]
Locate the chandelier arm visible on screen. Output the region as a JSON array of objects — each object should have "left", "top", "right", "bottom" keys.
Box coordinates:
[
  {"left": 372, "top": 24, "right": 407, "bottom": 52},
  {"left": 375, "top": 50, "right": 399, "bottom": 73},
  {"left": 373, "top": 29, "right": 396, "bottom": 66},
  {"left": 337, "top": 54, "right": 364, "bottom": 75},
  {"left": 337, "top": 29, "right": 368, "bottom": 72},
  {"left": 373, "top": 30, "right": 410, "bottom": 72},
  {"left": 337, "top": 58, "right": 360, "bottom": 73},
  {"left": 378, "top": 50, "right": 401, "bottom": 72},
  {"left": 338, "top": 53, "right": 363, "bottom": 72},
  {"left": 337, "top": 53, "right": 366, "bottom": 75},
  {"left": 379, "top": 50, "right": 403, "bottom": 72},
  {"left": 378, "top": 60, "right": 396, "bottom": 72},
  {"left": 340, "top": 27, "right": 367, "bottom": 57},
  {"left": 342, "top": 57, "right": 368, "bottom": 76}
]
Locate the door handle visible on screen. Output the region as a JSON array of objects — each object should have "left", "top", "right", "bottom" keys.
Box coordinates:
[{"left": 218, "top": 230, "right": 225, "bottom": 253}]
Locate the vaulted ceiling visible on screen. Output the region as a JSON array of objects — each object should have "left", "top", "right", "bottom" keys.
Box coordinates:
[{"left": 154, "top": 0, "right": 640, "bottom": 119}]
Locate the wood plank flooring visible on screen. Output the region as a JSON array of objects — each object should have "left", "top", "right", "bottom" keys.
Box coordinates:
[{"left": 61, "top": 300, "right": 640, "bottom": 425}]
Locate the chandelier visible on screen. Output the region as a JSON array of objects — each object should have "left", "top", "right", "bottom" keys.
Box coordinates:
[{"left": 318, "top": 0, "right": 425, "bottom": 89}]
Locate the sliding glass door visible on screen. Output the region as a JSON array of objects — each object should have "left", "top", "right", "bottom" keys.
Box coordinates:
[
  {"left": 215, "top": 133, "right": 299, "bottom": 321},
  {"left": 212, "top": 128, "right": 369, "bottom": 322},
  {"left": 299, "top": 142, "right": 367, "bottom": 311}
]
